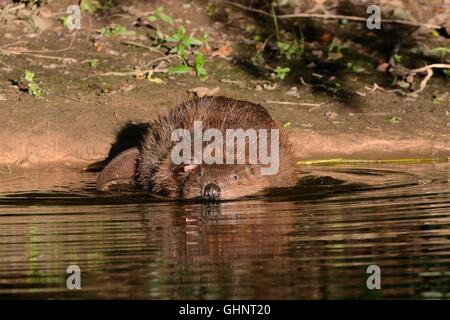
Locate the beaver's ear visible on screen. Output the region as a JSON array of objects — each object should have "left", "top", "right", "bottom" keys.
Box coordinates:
[
  {"left": 246, "top": 164, "right": 260, "bottom": 175},
  {"left": 173, "top": 163, "right": 197, "bottom": 176},
  {"left": 96, "top": 147, "right": 139, "bottom": 191}
]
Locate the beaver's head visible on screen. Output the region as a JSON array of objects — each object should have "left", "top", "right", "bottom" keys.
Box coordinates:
[{"left": 178, "top": 163, "right": 271, "bottom": 200}]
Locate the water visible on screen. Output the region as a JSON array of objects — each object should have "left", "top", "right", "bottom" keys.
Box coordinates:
[{"left": 0, "top": 163, "right": 449, "bottom": 299}]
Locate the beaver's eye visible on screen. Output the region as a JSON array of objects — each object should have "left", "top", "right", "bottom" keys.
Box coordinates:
[
  {"left": 198, "top": 167, "right": 204, "bottom": 177},
  {"left": 231, "top": 174, "right": 239, "bottom": 180}
]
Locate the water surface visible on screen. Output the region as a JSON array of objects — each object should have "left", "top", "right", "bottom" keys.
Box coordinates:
[{"left": 0, "top": 163, "right": 449, "bottom": 299}]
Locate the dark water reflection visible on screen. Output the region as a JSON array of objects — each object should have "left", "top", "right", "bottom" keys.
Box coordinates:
[{"left": 0, "top": 163, "right": 449, "bottom": 299}]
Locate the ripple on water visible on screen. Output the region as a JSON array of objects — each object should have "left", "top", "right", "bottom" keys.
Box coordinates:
[{"left": 0, "top": 163, "right": 449, "bottom": 299}]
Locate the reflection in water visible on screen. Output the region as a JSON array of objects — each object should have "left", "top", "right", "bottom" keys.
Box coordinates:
[{"left": 0, "top": 163, "right": 449, "bottom": 299}]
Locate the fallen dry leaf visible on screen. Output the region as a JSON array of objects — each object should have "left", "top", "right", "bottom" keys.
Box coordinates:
[
  {"left": 147, "top": 77, "right": 164, "bottom": 84},
  {"left": 319, "top": 33, "right": 333, "bottom": 44},
  {"left": 211, "top": 46, "right": 233, "bottom": 58},
  {"left": 94, "top": 42, "right": 104, "bottom": 52},
  {"left": 377, "top": 62, "right": 389, "bottom": 72}
]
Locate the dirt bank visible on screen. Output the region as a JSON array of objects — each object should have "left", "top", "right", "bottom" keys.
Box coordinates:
[
  {"left": 0, "top": 0, "right": 449, "bottom": 167},
  {"left": 1, "top": 79, "right": 449, "bottom": 167}
]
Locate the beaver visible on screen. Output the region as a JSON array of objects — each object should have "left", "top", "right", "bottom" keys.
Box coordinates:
[{"left": 96, "top": 96, "right": 298, "bottom": 200}]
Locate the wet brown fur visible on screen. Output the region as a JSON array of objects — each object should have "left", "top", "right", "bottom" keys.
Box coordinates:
[{"left": 136, "top": 96, "right": 298, "bottom": 199}]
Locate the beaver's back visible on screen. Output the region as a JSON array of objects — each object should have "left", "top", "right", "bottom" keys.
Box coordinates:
[{"left": 161, "top": 96, "right": 278, "bottom": 131}]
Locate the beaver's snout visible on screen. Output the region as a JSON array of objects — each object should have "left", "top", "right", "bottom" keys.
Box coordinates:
[{"left": 203, "top": 183, "right": 221, "bottom": 199}]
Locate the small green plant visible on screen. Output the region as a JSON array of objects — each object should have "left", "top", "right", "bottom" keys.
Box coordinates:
[
  {"left": 393, "top": 54, "right": 402, "bottom": 63},
  {"left": 346, "top": 62, "right": 365, "bottom": 73},
  {"left": 80, "top": 0, "right": 102, "bottom": 13},
  {"left": 327, "top": 38, "right": 345, "bottom": 60},
  {"left": 274, "top": 66, "right": 290, "bottom": 80},
  {"left": 282, "top": 121, "right": 292, "bottom": 128},
  {"left": 166, "top": 26, "right": 203, "bottom": 59},
  {"left": 277, "top": 40, "right": 304, "bottom": 60},
  {"left": 205, "top": 1, "right": 216, "bottom": 16},
  {"left": 99, "top": 24, "right": 128, "bottom": 37},
  {"left": 444, "top": 69, "right": 450, "bottom": 77},
  {"left": 148, "top": 6, "right": 173, "bottom": 24},
  {"left": 103, "top": 0, "right": 115, "bottom": 10},
  {"left": 146, "top": 7, "right": 209, "bottom": 80},
  {"left": 21, "top": 70, "right": 43, "bottom": 97},
  {"left": 87, "top": 59, "right": 100, "bottom": 68},
  {"left": 276, "top": 28, "right": 304, "bottom": 60}
]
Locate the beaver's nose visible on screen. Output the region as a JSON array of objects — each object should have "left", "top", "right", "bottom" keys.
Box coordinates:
[{"left": 203, "top": 183, "right": 221, "bottom": 199}]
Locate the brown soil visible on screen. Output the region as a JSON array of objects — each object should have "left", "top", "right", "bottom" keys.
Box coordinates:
[{"left": 0, "top": 0, "right": 449, "bottom": 168}]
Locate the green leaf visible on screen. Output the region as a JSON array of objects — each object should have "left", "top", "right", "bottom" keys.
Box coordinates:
[
  {"left": 182, "top": 36, "right": 201, "bottom": 47},
  {"left": 80, "top": 0, "right": 102, "bottom": 14},
  {"left": 99, "top": 24, "right": 127, "bottom": 37},
  {"left": 88, "top": 59, "right": 99, "bottom": 68},
  {"left": 346, "top": 62, "right": 365, "bottom": 73},
  {"left": 389, "top": 116, "right": 402, "bottom": 124},
  {"left": 160, "top": 13, "right": 173, "bottom": 24},
  {"left": 23, "top": 70, "right": 35, "bottom": 82},
  {"left": 195, "top": 52, "right": 204, "bottom": 67},
  {"left": 394, "top": 54, "right": 402, "bottom": 63},
  {"left": 169, "top": 65, "right": 192, "bottom": 74},
  {"left": 61, "top": 15, "right": 73, "bottom": 28},
  {"left": 274, "top": 66, "right": 290, "bottom": 80},
  {"left": 194, "top": 53, "right": 207, "bottom": 79},
  {"left": 21, "top": 70, "right": 42, "bottom": 97}
]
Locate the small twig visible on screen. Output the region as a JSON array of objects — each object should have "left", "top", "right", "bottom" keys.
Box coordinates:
[
  {"left": 265, "top": 100, "right": 323, "bottom": 107},
  {"left": 299, "top": 77, "right": 312, "bottom": 87},
  {"left": 140, "top": 54, "right": 180, "bottom": 68},
  {"left": 409, "top": 63, "right": 450, "bottom": 74},
  {"left": 365, "top": 83, "right": 406, "bottom": 95},
  {"left": 411, "top": 68, "right": 433, "bottom": 94},
  {"left": 0, "top": 48, "right": 77, "bottom": 63},
  {"left": 271, "top": 6, "right": 280, "bottom": 42},
  {"left": 51, "top": 91, "right": 94, "bottom": 105},
  {"left": 298, "top": 157, "right": 450, "bottom": 166},
  {"left": 223, "top": 0, "right": 441, "bottom": 29},
  {"left": 97, "top": 67, "right": 168, "bottom": 77},
  {"left": 120, "top": 41, "right": 166, "bottom": 56},
  {"left": 4, "top": 4, "right": 25, "bottom": 12},
  {"left": 26, "top": 32, "right": 78, "bottom": 53},
  {"left": 407, "top": 64, "right": 450, "bottom": 95},
  {"left": 22, "top": 52, "right": 77, "bottom": 63},
  {"left": 0, "top": 41, "right": 25, "bottom": 48}
]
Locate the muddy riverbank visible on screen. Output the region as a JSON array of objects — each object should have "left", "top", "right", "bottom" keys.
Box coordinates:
[{"left": 0, "top": 0, "right": 449, "bottom": 167}]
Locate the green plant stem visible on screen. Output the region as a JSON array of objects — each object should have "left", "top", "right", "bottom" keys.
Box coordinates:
[
  {"left": 297, "top": 157, "right": 450, "bottom": 166},
  {"left": 272, "top": 5, "right": 280, "bottom": 42}
]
